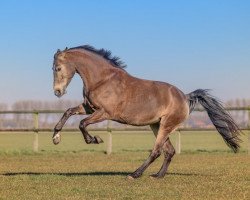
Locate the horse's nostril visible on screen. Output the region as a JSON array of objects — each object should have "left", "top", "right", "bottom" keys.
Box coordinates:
[{"left": 54, "top": 90, "right": 61, "bottom": 97}]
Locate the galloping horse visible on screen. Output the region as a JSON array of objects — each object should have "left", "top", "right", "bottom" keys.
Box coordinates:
[{"left": 52, "top": 45, "right": 241, "bottom": 179}]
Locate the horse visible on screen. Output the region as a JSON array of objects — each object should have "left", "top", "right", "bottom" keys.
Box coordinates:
[{"left": 52, "top": 45, "right": 241, "bottom": 179}]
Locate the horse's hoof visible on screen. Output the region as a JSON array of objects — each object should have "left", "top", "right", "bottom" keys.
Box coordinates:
[
  {"left": 127, "top": 172, "right": 141, "bottom": 179},
  {"left": 150, "top": 173, "right": 164, "bottom": 179},
  {"left": 53, "top": 133, "right": 61, "bottom": 145},
  {"left": 127, "top": 175, "right": 135, "bottom": 180},
  {"left": 94, "top": 135, "right": 104, "bottom": 144}
]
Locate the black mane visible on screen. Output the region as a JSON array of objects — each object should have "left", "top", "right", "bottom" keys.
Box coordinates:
[{"left": 68, "top": 45, "right": 127, "bottom": 69}]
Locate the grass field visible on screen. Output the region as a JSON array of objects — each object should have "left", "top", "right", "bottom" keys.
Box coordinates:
[
  {"left": 0, "top": 152, "right": 249, "bottom": 200},
  {"left": 0, "top": 131, "right": 249, "bottom": 153},
  {"left": 0, "top": 131, "right": 249, "bottom": 199}
]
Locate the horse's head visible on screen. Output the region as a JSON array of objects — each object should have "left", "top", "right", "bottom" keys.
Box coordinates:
[{"left": 52, "top": 48, "right": 76, "bottom": 98}]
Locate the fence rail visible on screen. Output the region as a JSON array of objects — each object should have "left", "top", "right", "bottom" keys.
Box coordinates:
[
  {"left": 1, "top": 107, "right": 250, "bottom": 114},
  {"left": 0, "top": 108, "right": 250, "bottom": 154}
]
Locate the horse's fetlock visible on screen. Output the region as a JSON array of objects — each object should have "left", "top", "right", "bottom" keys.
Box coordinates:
[
  {"left": 84, "top": 135, "right": 93, "bottom": 144},
  {"left": 54, "top": 127, "right": 61, "bottom": 132},
  {"left": 86, "top": 140, "right": 92, "bottom": 144}
]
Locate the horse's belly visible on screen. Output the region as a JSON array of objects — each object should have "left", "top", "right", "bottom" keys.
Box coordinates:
[
  {"left": 114, "top": 114, "right": 161, "bottom": 126},
  {"left": 116, "top": 101, "right": 164, "bottom": 126}
]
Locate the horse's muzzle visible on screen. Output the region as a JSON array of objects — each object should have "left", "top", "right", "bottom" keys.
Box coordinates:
[
  {"left": 54, "top": 89, "right": 67, "bottom": 97},
  {"left": 54, "top": 90, "right": 62, "bottom": 97}
]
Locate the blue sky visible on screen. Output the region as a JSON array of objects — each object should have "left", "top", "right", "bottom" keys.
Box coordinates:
[{"left": 0, "top": 0, "right": 249, "bottom": 104}]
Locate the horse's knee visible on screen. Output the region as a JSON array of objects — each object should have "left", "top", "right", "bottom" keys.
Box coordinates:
[{"left": 66, "top": 108, "right": 73, "bottom": 116}]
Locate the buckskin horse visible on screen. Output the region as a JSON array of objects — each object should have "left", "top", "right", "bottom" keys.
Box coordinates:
[{"left": 52, "top": 45, "right": 241, "bottom": 179}]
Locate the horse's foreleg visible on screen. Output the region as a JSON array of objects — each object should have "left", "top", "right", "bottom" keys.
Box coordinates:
[
  {"left": 79, "top": 110, "right": 108, "bottom": 144},
  {"left": 52, "top": 104, "right": 89, "bottom": 145}
]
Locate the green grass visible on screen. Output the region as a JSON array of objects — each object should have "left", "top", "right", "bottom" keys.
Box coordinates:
[
  {"left": 0, "top": 131, "right": 249, "bottom": 154},
  {"left": 0, "top": 152, "right": 249, "bottom": 200},
  {"left": 0, "top": 131, "right": 249, "bottom": 199}
]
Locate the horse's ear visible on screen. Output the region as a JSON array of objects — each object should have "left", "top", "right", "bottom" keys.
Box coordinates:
[
  {"left": 65, "top": 47, "right": 68, "bottom": 51},
  {"left": 57, "top": 49, "right": 61, "bottom": 53}
]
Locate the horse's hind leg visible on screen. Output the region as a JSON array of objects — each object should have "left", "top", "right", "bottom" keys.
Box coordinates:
[
  {"left": 150, "top": 123, "right": 160, "bottom": 137},
  {"left": 128, "top": 117, "right": 175, "bottom": 179},
  {"left": 150, "top": 123, "right": 176, "bottom": 178},
  {"left": 150, "top": 138, "right": 175, "bottom": 178}
]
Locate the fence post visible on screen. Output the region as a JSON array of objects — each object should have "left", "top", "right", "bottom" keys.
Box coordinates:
[
  {"left": 33, "top": 112, "right": 39, "bottom": 152},
  {"left": 106, "top": 120, "right": 112, "bottom": 155},
  {"left": 176, "top": 131, "right": 181, "bottom": 154},
  {"left": 248, "top": 111, "right": 250, "bottom": 155},
  {"left": 248, "top": 134, "right": 250, "bottom": 155}
]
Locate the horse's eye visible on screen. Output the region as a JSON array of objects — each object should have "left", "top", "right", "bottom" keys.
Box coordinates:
[{"left": 56, "top": 67, "right": 61, "bottom": 72}]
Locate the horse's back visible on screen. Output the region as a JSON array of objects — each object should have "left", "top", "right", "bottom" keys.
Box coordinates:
[{"left": 113, "top": 75, "right": 189, "bottom": 125}]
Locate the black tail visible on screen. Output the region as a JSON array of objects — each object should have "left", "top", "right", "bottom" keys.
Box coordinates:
[{"left": 187, "top": 89, "right": 241, "bottom": 153}]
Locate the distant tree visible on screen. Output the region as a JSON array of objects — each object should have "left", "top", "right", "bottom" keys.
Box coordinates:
[
  {"left": 226, "top": 100, "right": 234, "bottom": 107},
  {"left": 1, "top": 98, "right": 250, "bottom": 129},
  {"left": 11, "top": 100, "right": 82, "bottom": 128},
  {"left": 0, "top": 103, "right": 8, "bottom": 111}
]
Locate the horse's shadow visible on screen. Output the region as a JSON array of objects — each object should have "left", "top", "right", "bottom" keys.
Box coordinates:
[
  {"left": 2, "top": 171, "right": 130, "bottom": 177},
  {"left": 1, "top": 171, "right": 201, "bottom": 177}
]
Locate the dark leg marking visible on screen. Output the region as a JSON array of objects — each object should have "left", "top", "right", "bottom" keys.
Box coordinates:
[
  {"left": 128, "top": 147, "right": 162, "bottom": 179},
  {"left": 150, "top": 138, "right": 175, "bottom": 178},
  {"left": 52, "top": 104, "right": 87, "bottom": 145},
  {"left": 128, "top": 119, "right": 172, "bottom": 179},
  {"left": 128, "top": 118, "right": 177, "bottom": 179},
  {"left": 79, "top": 110, "right": 107, "bottom": 144}
]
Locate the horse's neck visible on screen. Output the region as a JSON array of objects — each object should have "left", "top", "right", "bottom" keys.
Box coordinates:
[{"left": 75, "top": 57, "right": 116, "bottom": 95}]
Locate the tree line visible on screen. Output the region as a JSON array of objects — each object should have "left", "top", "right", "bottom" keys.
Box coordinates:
[{"left": 0, "top": 99, "right": 249, "bottom": 129}]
